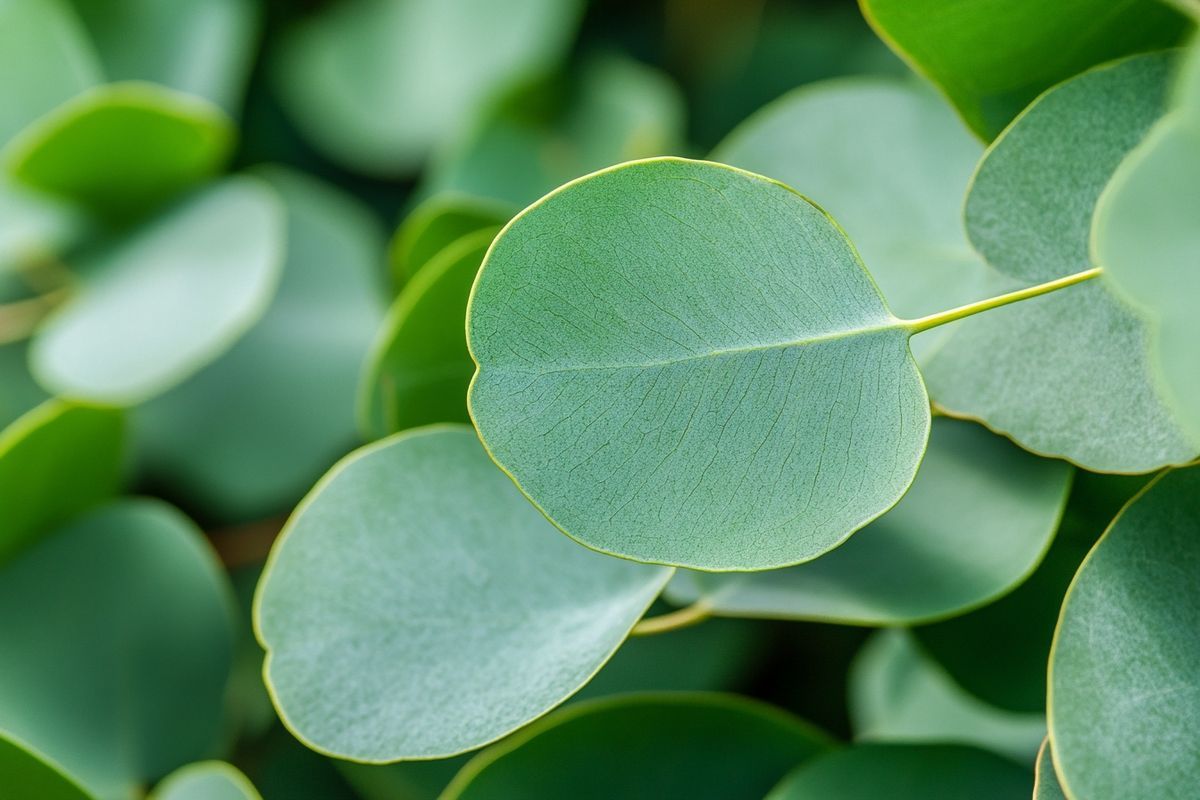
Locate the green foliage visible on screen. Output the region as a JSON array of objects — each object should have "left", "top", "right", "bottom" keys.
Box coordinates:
[
  {"left": 0, "top": 732, "right": 93, "bottom": 800},
  {"left": 150, "top": 762, "right": 261, "bottom": 800}
]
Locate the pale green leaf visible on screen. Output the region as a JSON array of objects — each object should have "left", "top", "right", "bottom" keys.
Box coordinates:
[
  {"left": 0, "top": 181, "right": 87, "bottom": 271},
  {"left": 0, "top": 732, "right": 93, "bottom": 800},
  {"left": 1034, "top": 739, "right": 1067, "bottom": 800},
  {"left": 151, "top": 762, "right": 261, "bottom": 800},
  {"left": 0, "top": 341, "right": 46, "bottom": 428}
]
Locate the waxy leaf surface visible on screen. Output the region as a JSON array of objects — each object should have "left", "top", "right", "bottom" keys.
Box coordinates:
[
  {"left": 1034, "top": 739, "right": 1067, "bottom": 800},
  {"left": 151, "top": 762, "right": 261, "bottom": 800}
]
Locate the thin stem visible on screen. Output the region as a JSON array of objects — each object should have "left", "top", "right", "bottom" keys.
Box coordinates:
[
  {"left": 630, "top": 600, "right": 713, "bottom": 636},
  {"left": 904, "top": 267, "right": 1103, "bottom": 335}
]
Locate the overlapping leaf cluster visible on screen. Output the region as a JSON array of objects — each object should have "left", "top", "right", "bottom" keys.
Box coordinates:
[{"left": 1, "top": 1, "right": 1197, "bottom": 799}]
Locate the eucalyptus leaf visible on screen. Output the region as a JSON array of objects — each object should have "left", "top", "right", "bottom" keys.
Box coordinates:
[
  {"left": 255, "top": 426, "right": 671, "bottom": 761},
  {"left": 389, "top": 193, "right": 510, "bottom": 289},
  {"left": 666, "top": 418, "right": 1069, "bottom": 624},
  {"left": 765, "top": 743, "right": 1031, "bottom": 800},
  {"left": 0, "top": 399, "right": 123, "bottom": 562},
  {"left": 0, "top": 341, "right": 46, "bottom": 428},
  {"left": 441, "top": 693, "right": 832, "bottom": 800},
  {"left": 1049, "top": 466, "right": 1200, "bottom": 800},
  {"left": 274, "top": 0, "right": 583, "bottom": 174},
  {"left": 849, "top": 629, "right": 1046, "bottom": 764},
  {"left": 926, "top": 53, "right": 1197, "bottom": 472},
  {"left": 0, "top": 499, "right": 236, "bottom": 800},
  {"left": 0, "top": 732, "right": 93, "bottom": 800},
  {"left": 0, "top": 180, "right": 87, "bottom": 271},
  {"left": 150, "top": 762, "right": 261, "bottom": 800},
  {"left": 32, "top": 175, "right": 283, "bottom": 404},
  {"left": 4, "top": 82, "right": 234, "bottom": 222},
  {"left": 713, "top": 76, "right": 988, "bottom": 362},
  {"left": 468, "top": 157, "right": 931, "bottom": 570},
  {"left": 135, "top": 167, "right": 385, "bottom": 521},
  {"left": 360, "top": 228, "right": 494, "bottom": 439},
  {"left": 859, "top": 0, "right": 1189, "bottom": 138},
  {"left": 1034, "top": 739, "right": 1067, "bottom": 800}
]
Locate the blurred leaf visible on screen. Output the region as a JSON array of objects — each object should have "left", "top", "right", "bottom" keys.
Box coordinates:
[
  {"left": 339, "top": 759, "right": 468, "bottom": 800},
  {"left": 1049, "top": 466, "right": 1200, "bottom": 800},
  {"left": 0, "top": 341, "right": 46, "bottom": 427},
  {"left": 429, "top": 53, "right": 686, "bottom": 208},
  {"left": 1034, "top": 739, "right": 1066, "bottom": 800},
  {"left": 68, "top": 0, "right": 260, "bottom": 114},
  {"left": 360, "top": 228, "right": 494, "bottom": 439},
  {"left": 0, "top": 399, "right": 123, "bottom": 562},
  {"left": 32, "top": 175, "right": 283, "bottom": 404},
  {"left": 388, "top": 193, "right": 510, "bottom": 289},
  {"left": 0, "top": 0, "right": 99, "bottom": 145},
  {"left": 0, "top": 181, "right": 88, "bottom": 272},
  {"left": 766, "top": 743, "right": 1030, "bottom": 799},
  {"left": 255, "top": 426, "right": 671, "bottom": 761},
  {"left": 150, "top": 762, "right": 260, "bottom": 800},
  {"left": 274, "top": 0, "right": 584, "bottom": 175},
  {"left": 666, "top": 418, "right": 1070, "bottom": 625},
  {"left": 4, "top": 82, "right": 234, "bottom": 223},
  {"left": 849, "top": 629, "right": 1045, "bottom": 764},
  {"left": 0, "top": 499, "right": 236, "bottom": 800},
  {"left": 860, "top": 0, "right": 1190, "bottom": 139},
  {"left": 0, "top": 731, "right": 94, "bottom": 800},
  {"left": 247, "top": 730, "right": 359, "bottom": 800},
  {"left": 714, "top": 76, "right": 987, "bottom": 363},
  {"left": 135, "top": 167, "right": 385, "bottom": 521},
  {"left": 925, "top": 53, "right": 1197, "bottom": 472},
  {"left": 442, "top": 693, "right": 832, "bottom": 800},
  {"left": 468, "top": 158, "right": 930, "bottom": 570}
]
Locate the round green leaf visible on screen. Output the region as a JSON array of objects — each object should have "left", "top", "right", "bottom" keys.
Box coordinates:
[
  {"left": 0, "top": 732, "right": 93, "bottom": 800},
  {"left": 0, "top": 499, "right": 235, "bottom": 799},
  {"left": 468, "top": 157, "right": 931, "bottom": 570},
  {"left": 255, "top": 425, "right": 671, "bottom": 761},
  {"left": 389, "top": 193, "right": 511, "bottom": 289},
  {"left": 713, "top": 77, "right": 988, "bottom": 362},
  {"left": 859, "top": 0, "right": 1188, "bottom": 139},
  {"left": 926, "top": 53, "right": 1197, "bottom": 472},
  {"left": 442, "top": 693, "right": 832, "bottom": 800},
  {"left": 274, "top": 0, "right": 583, "bottom": 175},
  {"left": 766, "top": 743, "right": 1032, "bottom": 800},
  {"left": 0, "top": 399, "right": 123, "bottom": 562},
  {"left": 1034, "top": 739, "right": 1067, "bottom": 800},
  {"left": 666, "top": 418, "right": 1070, "bottom": 625},
  {"left": 4, "top": 82, "right": 234, "bottom": 222},
  {"left": 360, "top": 228, "right": 494, "bottom": 439},
  {"left": 135, "top": 167, "right": 385, "bottom": 521},
  {"left": 1049, "top": 466, "right": 1200, "bottom": 800},
  {"left": 151, "top": 762, "right": 261, "bottom": 800},
  {"left": 850, "top": 629, "right": 1046, "bottom": 764},
  {"left": 32, "top": 175, "right": 283, "bottom": 404},
  {"left": 0, "top": 0, "right": 99, "bottom": 145}
]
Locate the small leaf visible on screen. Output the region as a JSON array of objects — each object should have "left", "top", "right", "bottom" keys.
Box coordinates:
[
  {"left": 766, "top": 743, "right": 1031, "bottom": 799},
  {"left": 0, "top": 732, "right": 93, "bottom": 800},
  {"left": 389, "top": 193, "right": 511, "bottom": 289},
  {"left": 666, "top": 418, "right": 1070, "bottom": 624},
  {"left": 0, "top": 180, "right": 87, "bottom": 271},
  {"left": 859, "top": 0, "right": 1189, "bottom": 138},
  {"left": 1049, "top": 465, "right": 1200, "bottom": 800},
  {"left": 1034, "top": 739, "right": 1067, "bottom": 800},
  {"left": 468, "top": 157, "right": 931, "bottom": 570},
  {"left": 32, "top": 175, "right": 283, "bottom": 404},
  {"left": 361, "top": 228, "right": 495, "bottom": 439},
  {"left": 441, "top": 693, "right": 832, "bottom": 800},
  {"left": 0, "top": 399, "right": 123, "bottom": 562},
  {"left": 254, "top": 426, "right": 671, "bottom": 761},
  {"left": 0, "top": 499, "right": 236, "bottom": 799},
  {"left": 4, "top": 82, "right": 234, "bottom": 222},
  {"left": 151, "top": 762, "right": 261, "bottom": 800}
]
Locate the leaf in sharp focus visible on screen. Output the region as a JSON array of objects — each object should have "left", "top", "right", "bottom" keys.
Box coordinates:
[
  {"left": 254, "top": 426, "right": 671, "bottom": 761},
  {"left": 134, "top": 166, "right": 385, "bottom": 522},
  {"left": 1049, "top": 465, "right": 1200, "bottom": 800},
  {"left": 67, "top": 0, "right": 260, "bottom": 114},
  {"left": 925, "top": 53, "right": 1197, "bottom": 472},
  {"left": 441, "top": 693, "right": 832, "bottom": 800},
  {"left": 0, "top": 499, "right": 236, "bottom": 800},
  {"left": 713, "top": 76, "right": 990, "bottom": 363},
  {"left": 360, "top": 228, "right": 495, "bottom": 439},
  {"left": 0, "top": 732, "right": 94, "bottom": 800},
  {"left": 150, "top": 762, "right": 261, "bottom": 800},
  {"left": 0, "top": 399, "right": 124, "bottom": 562},
  {"left": 273, "top": 0, "right": 584, "bottom": 175},
  {"left": 31, "top": 174, "right": 284, "bottom": 405},
  {"left": 0, "top": 0, "right": 99, "bottom": 145},
  {"left": 388, "top": 193, "right": 512, "bottom": 289},
  {"left": 467, "top": 157, "right": 931, "bottom": 571},
  {"left": 3, "top": 82, "right": 234, "bottom": 223},
  {"left": 859, "top": 0, "right": 1190, "bottom": 139},
  {"left": 765, "top": 743, "right": 1031, "bottom": 800},
  {"left": 428, "top": 54, "right": 686, "bottom": 209},
  {"left": 665, "top": 418, "right": 1070, "bottom": 625},
  {"left": 848, "top": 629, "right": 1046, "bottom": 764},
  {"left": 1034, "top": 739, "right": 1067, "bottom": 800}
]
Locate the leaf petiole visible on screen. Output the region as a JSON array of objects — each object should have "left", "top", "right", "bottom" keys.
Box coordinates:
[{"left": 631, "top": 599, "right": 713, "bottom": 636}]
